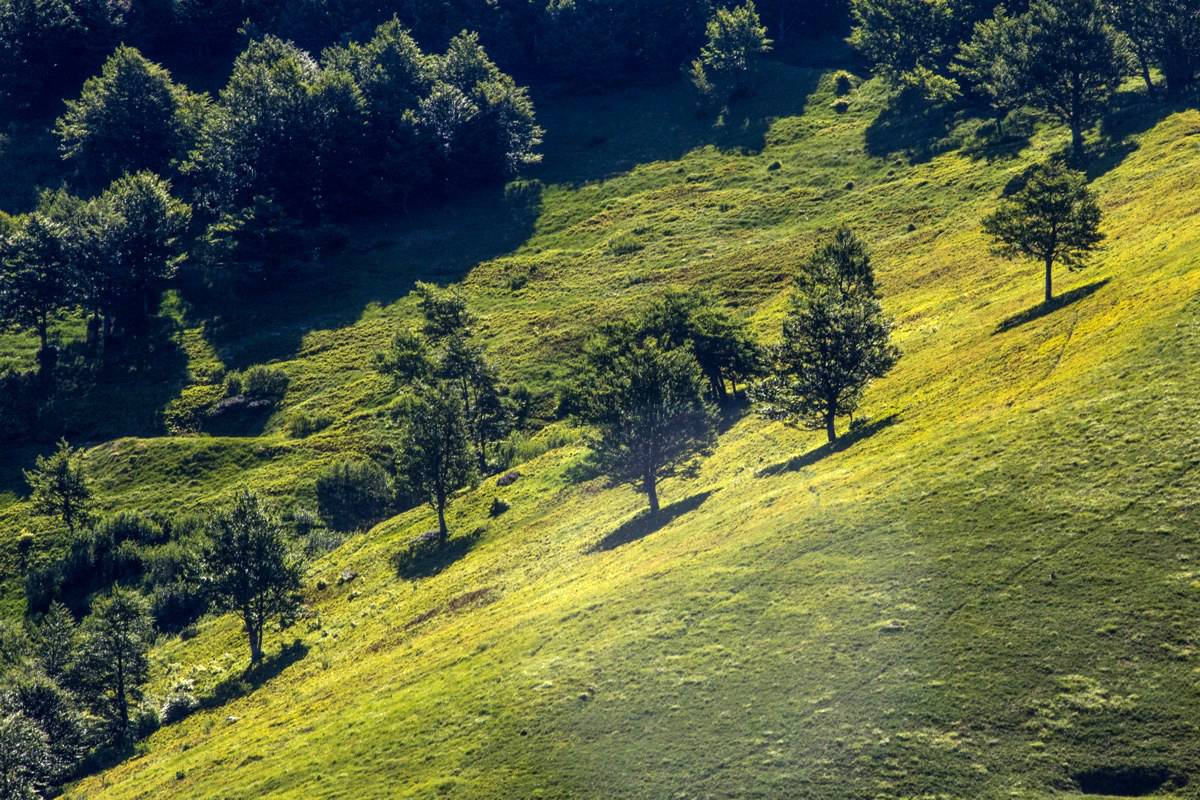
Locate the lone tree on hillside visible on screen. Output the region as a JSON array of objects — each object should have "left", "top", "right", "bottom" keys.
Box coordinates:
[
  {"left": 396, "top": 385, "right": 475, "bottom": 543},
  {"left": 690, "top": 0, "right": 772, "bottom": 106},
  {"left": 202, "top": 491, "right": 302, "bottom": 665},
  {"left": 74, "top": 586, "right": 154, "bottom": 743},
  {"left": 753, "top": 229, "right": 899, "bottom": 443},
  {"left": 983, "top": 160, "right": 1104, "bottom": 307},
  {"left": 576, "top": 338, "right": 718, "bottom": 516},
  {"left": 1021, "top": 0, "right": 1124, "bottom": 159},
  {"left": 24, "top": 440, "right": 92, "bottom": 534}
]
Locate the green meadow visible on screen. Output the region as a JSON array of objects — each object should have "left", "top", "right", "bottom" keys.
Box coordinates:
[{"left": 3, "top": 50, "right": 1200, "bottom": 798}]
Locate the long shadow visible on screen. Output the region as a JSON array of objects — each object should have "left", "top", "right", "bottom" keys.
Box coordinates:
[
  {"left": 864, "top": 89, "right": 961, "bottom": 165},
  {"left": 394, "top": 527, "right": 483, "bottom": 581},
  {"left": 993, "top": 279, "right": 1110, "bottom": 335},
  {"left": 182, "top": 181, "right": 545, "bottom": 371},
  {"left": 590, "top": 491, "right": 714, "bottom": 553},
  {"left": 0, "top": 314, "right": 190, "bottom": 448},
  {"left": 1086, "top": 88, "right": 1179, "bottom": 181},
  {"left": 756, "top": 414, "right": 899, "bottom": 478},
  {"left": 532, "top": 61, "right": 821, "bottom": 188},
  {"left": 200, "top": 639, "right": 309, "bottom": 711}
]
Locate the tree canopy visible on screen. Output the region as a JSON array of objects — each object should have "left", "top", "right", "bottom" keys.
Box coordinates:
[{"left": 983, "top": 160, "right": 1104, "bottom": 306}]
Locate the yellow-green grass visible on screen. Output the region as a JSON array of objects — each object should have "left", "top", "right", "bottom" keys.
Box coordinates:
[{"left": 1, "top": 54, "right": 1199, "bottom": 798}]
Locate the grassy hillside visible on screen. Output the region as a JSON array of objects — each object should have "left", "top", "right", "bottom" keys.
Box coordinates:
[{"left": 3, "top": 49, "right": 1200, "bottom": 798}]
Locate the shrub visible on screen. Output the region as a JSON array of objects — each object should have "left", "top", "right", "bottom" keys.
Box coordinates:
[
  {"left": 607, "top": 232, "right": 645, "bottom": 256},
  {"left": 287, "top": 412, "right": 333, "bottom": 438},
  {"left": 315, "top": 459, "right": 393, "bottom": 531},
  {"left": 159, "top": 680, "right": 199, "bottom": 724},
  {"left": 489, "top": 497, "right": 510, "bottom": 517},
  {"left": 131, "top": 701, "right": 161, "bottom": 740},
  {"left": 241, "top": 366, "right": 290, "bottom": 404},
  {"left": 833, "top": 70, "right": 854, "bottom": 96}
]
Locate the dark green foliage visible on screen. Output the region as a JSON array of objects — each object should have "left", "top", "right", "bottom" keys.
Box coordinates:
[
  {"left": 1022, "top": 0, "right": 1124, "bottom": 157},
  {"left": 533, "top": 0, "right": 712, "bottom": 89},
  {"left": 226, "top": 365, "right": 290, "bottom": 405},
  {"left": 752, "top": 230, "right": 899, "bottom": 443},
  {"left": 201, "top": 491, "right": 302, "bottom": 664},
  {"left": 1106, "top": 0, "right": 1200, "bottom": 97},
  {"left": 576, "top": 338, "right": 717, "bottom": 515},
  {"left": 55, "top": 45, "right": 209, "bottom": 189},
  {"left": 635, "top": 289, "right": 762, "bottom": 403},
  {"left": 0, "top": 711, "right": 52, "bottom": 800},
  {"left": 0, "top": 0, "right": 124, "bottom": 115},
  {"left": 954, "top": 7, "right": 1028, "bottom": 131},
  {"left": 385, "top": 282, "right": 515, "bottom": 474},
  {"left": 983, "top": 160, "right": 1104, "bottom": 306},
  {"left": 0, "top": 208, "right": 72, "bottom": 368},
  {"left": 2, "top": 674, "right": 85, "bottom": 783},
  {"left": 31, "top": 602, "right": 74, "bottom": 682},
  {"left": 851, "top": 0, "right": 960, "bottom": 88},
  {"left": 196, "top": 195, "right": 315, "bottom": 290},
  {"left": 395, "top": 385, "right": 475, "bottom": 541},
  {"left": 690, "top": 1, "right": 772, "bottom": 107},
  {"left": 188, "top": 35, "right": 364, "bottom": 220},
  {"left": 23, "top": 439, "right": 91, "bottom": 534},
  {"left": 82, "top": 172, "right": 192, "bottom": 336},
  {"left": 315, "top": 459, "right": 394, "bottom": 531},
  {"left": 73, "top": 586, "right": 154, "bottom": 743}
]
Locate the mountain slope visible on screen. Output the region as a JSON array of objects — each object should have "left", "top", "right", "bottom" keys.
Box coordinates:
[{"left": 27, "top": 58, "right": 1200, "bottom": 799}]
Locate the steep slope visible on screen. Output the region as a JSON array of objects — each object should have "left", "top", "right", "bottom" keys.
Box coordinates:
[{"left": 10, "top": 56, "right": 1200, "bottom": 798}]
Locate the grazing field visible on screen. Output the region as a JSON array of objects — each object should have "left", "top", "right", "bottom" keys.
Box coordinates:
[{"left": 4, "top": 52, "right": 1200, "bottom": 799}]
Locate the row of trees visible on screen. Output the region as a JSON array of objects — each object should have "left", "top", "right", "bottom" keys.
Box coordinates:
[
  {"left": 58, "top": 23, "right": 541, "bottom": 218},
  {"left": 0, "top": 173, "right": 190, "bottom": 370},
  {"left": 852, "top": 0, "right": 1200, "bottom": 156},
  {"left": 386, "top": 229, "right": 899, "bottom": 531},
  {"left": 0, "top": 0, "right": 851, "bottom": 117}
]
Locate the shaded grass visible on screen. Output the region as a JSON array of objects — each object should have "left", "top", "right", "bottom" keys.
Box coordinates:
[
  {"left": 994, "top": 278, "right": 1111, "bottom": 334},
  {"left": 589, "top": 490, "right": 714, "bottom": 552}
]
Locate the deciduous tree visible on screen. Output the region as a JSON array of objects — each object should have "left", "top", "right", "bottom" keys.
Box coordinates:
[
  {"left": 202, "top": 491, "right": 302, "bottom": 665},
  {"left": 24, "top": 440, "right": 92, "bottom": 534},
  {"left": 74, "top": 587, "right": 154, "bottom": 742},
  {"left": 983, "top": 160, "right": 1104, "bottom": 306},
  {"left": 753, "top": 231, "right": 899, "bottom": 443},
  {"left": 577, "top": 339, "right": 717, "bottom": 516}
]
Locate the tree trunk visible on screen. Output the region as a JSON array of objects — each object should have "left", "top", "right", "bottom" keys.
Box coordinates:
[
  {"left": 1140, "top": 57, "right": 1156, "bottom": 97},
  {"left": 1070, "top": 119, "right": 1084, "bottom": 161},
  {"left": 825, "top": 408, "right": 837, "bottom": 444},
  {"left": 436, "top": 499, "right": 448, "bottom": 543},
  {"left": 247, "top": 618, "right": 263, "bottom": 665},
  {"left": 645, "top": 475, "right": 660, "bottom": 516},
  {"left": 1044, "top": 256, "right": 1054, "bottom": 307}
]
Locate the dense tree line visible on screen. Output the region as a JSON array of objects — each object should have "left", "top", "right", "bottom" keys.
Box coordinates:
[
  {"left": 853, "top": 0, "right": 1200, "bottom": 155},
  {"left": 0, "top": 0, "right": 851, "bottom": 119}
]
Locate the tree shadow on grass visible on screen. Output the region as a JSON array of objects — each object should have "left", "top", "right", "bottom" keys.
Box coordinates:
[
  {"left": 393, "top": 527, "right": 483, "bottom": 581},
  {"left": 200, "top": 639, "right": 309, "bottom": 710},
  {"left": 756, "top": 414, "right": 900, "bottom": 478},
  {"left": 1085, "top": 88, "right": 1180, "bottom": 182},
  {"left": 864, "top": 89, "right": 962, "bottom": 165},
  {"left": 590, "top": 490, "right": 714, "bottom": 553},
  {"left": 993, "top": 279, "right": 1110, "bottom": 335}
]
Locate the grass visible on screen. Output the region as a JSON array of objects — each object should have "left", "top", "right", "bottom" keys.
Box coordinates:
[{"left": 1, "top": 51, "right": 1199, "bottom": 799}]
